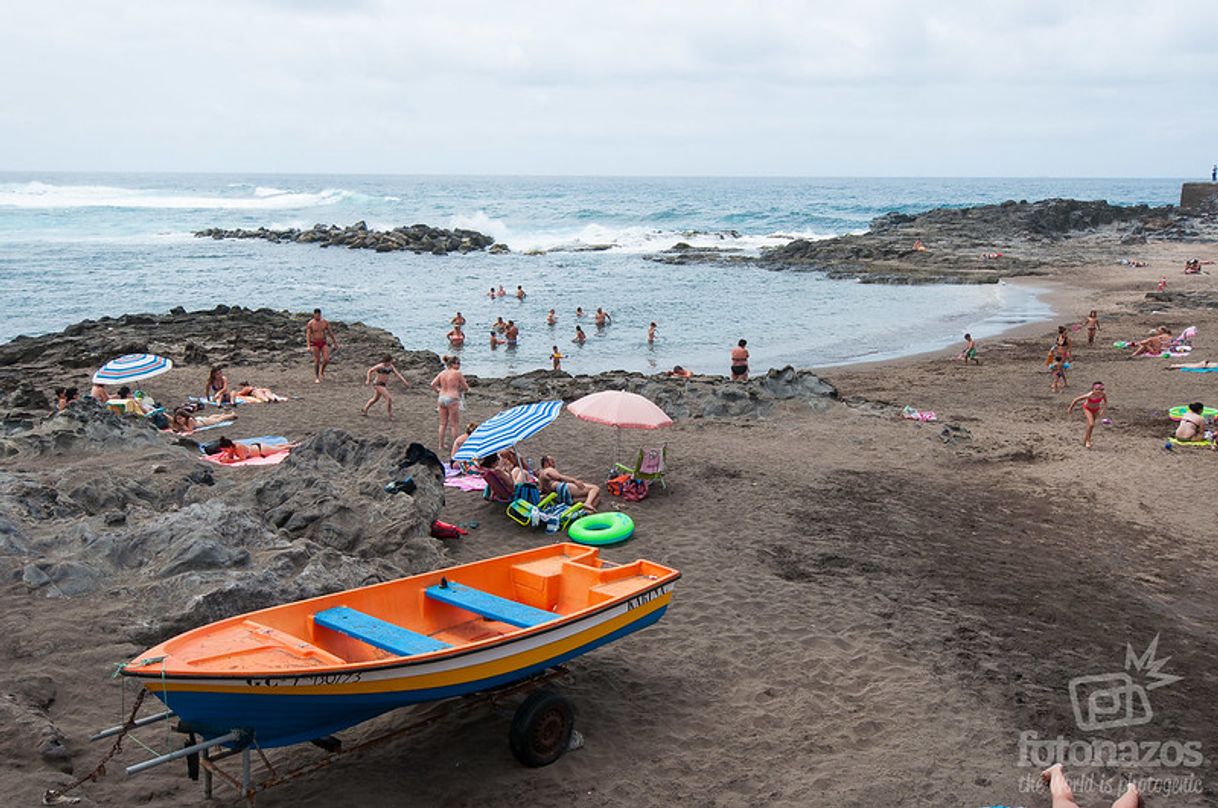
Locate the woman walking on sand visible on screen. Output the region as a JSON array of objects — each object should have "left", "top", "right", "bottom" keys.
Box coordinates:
[
  {"left": 1085, "top": 310, "right": 1100, "bottom": 346},
  {"left": 1067, "top": 381, "right": 1108, "bottom": 448},
  {"left": 430, "top": 355, "right": 469, "bottom": 452},
  {"left": 361, "top": 355, "right": 409, "bottom": 419}
]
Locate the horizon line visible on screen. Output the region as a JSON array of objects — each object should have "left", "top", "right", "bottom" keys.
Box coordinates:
[{"left": 0, "top": 169, "right": 1199, "bottom": 182}]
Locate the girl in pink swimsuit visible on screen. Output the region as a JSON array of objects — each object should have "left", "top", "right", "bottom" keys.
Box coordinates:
[{"left": 1067, "top": 382, "right": 1108, "bottom": 448}]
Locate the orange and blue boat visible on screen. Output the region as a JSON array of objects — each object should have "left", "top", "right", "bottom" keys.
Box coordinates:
[{"left": 122, "top": 543, "right": 679, "bottom": 748}]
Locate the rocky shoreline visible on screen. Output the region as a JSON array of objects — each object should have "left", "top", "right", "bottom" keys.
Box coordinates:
[
  {"left": 195, "top": 220, "right": 505, "bottom": 255},
  {"left": 0, "top": 308, "right": 840, "bottom": 423},
  {"left": 755, "top": 197, "right": 1218, "bottom": 284}
]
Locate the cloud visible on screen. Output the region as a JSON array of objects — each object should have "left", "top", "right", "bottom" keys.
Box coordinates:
[{"left": 0, "top": 1, "right": 1215, "bottom": 175}]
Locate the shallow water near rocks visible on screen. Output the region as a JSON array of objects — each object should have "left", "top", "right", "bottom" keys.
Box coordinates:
[{"left": 0, "top": 174, "right": 1179, "bottom": 376}]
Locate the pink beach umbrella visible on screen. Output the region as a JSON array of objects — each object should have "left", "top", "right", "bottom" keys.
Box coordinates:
[{"left": 567, "top": 390, "right": 672, "bottom": 458}]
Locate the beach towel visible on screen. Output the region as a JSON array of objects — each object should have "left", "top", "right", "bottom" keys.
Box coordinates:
[
  {"left": 1180, "top": 367, "right": 1218, "bottom": 373},
  {"left": 901, "top": 406, "right": 938, "bottom": 422},
  {"left": 190, "top": 419, "right": 235, "bottom": 433},
  {"left": 444, "top": 472, "right": 488, "bottom": 492},
  {"left": 202, "top": 449, "right": 292, "bottom": 467}
]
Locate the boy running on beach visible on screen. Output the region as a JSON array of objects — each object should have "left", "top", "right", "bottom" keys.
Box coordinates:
[
  {"left": 958, "top": 333, "right": 979, "bottom": 364},
  {"left": 1067, "top": 381, "right": 1108, "bottom": 448},
  {"left": 305, "top": 309, "right": 339, "bottom": 383},
  {"left": 362, "top": 354, "right": 409, "bottom": 419}
]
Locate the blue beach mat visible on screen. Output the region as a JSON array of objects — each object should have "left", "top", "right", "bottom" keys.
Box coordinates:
[{"left": 1180, "top": 367, "right": 1218, "bottom": 373}]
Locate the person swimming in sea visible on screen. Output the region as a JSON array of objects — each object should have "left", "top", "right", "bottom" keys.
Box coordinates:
[
  {"left": 575, "top": 306, "right": 585, "bottom": 318},
  {"left": 447, "top": 324, "right": 465, "bottom": 346},
  {"left": 515, "top": 285, "right": 526, "bottom": 300},
  {"left": 489, "top": 330, "right": 505, "bottom": 349},
  {"left": 647, "top": 321, "right": 657, "bottom": 344},
  {"left": 546, "top": 308, "right": 558, "bottom": 326},
  {"left": 573, "top": 325, "right": 586, "bottom": 345}
]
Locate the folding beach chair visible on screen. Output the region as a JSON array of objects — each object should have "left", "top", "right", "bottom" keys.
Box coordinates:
[
  {"left": 613, "top": 445, "right": 668, "bottom": 490},
  {"left": 506, "top": 493, "right": 588, "bottom": 534},
  {"left": 480, "top": 468, "right": 516, "bottom": 503}
]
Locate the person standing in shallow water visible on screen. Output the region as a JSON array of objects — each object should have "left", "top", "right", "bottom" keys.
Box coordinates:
[{"left": 730, "top": 339, "right": 749, "bottom": 381}]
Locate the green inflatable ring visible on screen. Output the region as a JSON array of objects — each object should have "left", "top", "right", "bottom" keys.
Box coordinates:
[
  {"left": 567, "top": 511, "right": 634, "bottom": 546},
  {"left": 1169, "top": 405, "right": 1218, "bottom": 421}
]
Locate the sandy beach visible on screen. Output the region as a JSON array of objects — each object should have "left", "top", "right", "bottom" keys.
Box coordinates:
[{"left": 2, "top": 236, "right": 1217, "bottom": 808}]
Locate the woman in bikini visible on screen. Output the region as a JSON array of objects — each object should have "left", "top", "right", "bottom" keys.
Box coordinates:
[
  {"left": 430, "top": 355, "right": 469, "bottom": 452},
  {"left": 730, "top": 339, "right": 750, "bottom": 381},
  {"left": 362, "top": 354, "right": 409, "bottom": 419},
  {"left": 170, "top": 405, "right": 234, "bottom": 435},
  {"left": 205, "top": 366, "right": 232, "bottom": 404},
  {"left": 573, "top": 325, "right": 586, "bottom": 345},
  {"left": 546, "top": 309, "right": 558, "bottom": 326},
  {"left": 231, "top": 382, "right": 286, "bottom": 403},
  {"left": 1067, "top": 381, "right": 1108, "bottom": 448},
  {"left": 447, "top": 324, "right": 465, "bottom": 346},
  {"left": 214, "top": 436, "right": 294, "bottom": 464}
]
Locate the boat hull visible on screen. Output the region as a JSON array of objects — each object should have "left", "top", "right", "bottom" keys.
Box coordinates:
[{"left": 139, "top": 588, "right": 672, "bottom": 748}]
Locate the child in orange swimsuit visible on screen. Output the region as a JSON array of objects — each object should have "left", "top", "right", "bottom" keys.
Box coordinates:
[{"left": 1067, "top": 382, "right": 1108, "bottom": 448}]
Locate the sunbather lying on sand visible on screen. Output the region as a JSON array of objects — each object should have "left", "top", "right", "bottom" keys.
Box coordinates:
[
  {"left": 1129, "top": 327, "right": 1172, "bottom": 357},
  {"left": 538, "top": 455, "right": 601, "bottom": 512},
  {"left": 170, "top": 407, "right": 234, "bottom": 434},
  {"left": 213, "top": 436, "right": 294, "bottom": 464},
  {"left": 1168, "top": 360, "right": 1216, "bottom": 369},
  {"left": 232, "top": 383, "right": 287, "bottom": 402}
]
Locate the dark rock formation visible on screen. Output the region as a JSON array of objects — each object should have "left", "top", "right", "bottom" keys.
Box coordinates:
[
  {"left": 1180, "top": 182, "right": 1218, "bottom": 212},
  {"left": 0, "top": 306, "right": 436, "bottom": 398},
  {"left": 0, "top": 408, "right": 448, "bottom": 646},
  {"left": 470, "top": 365, "right": 837, "bottom": 420},
  {"left": 195, "top": 222, "right": 497, "bottom": 255},
  {"left": 759, "top": 198, "right": 1217, "bottom": 283}
]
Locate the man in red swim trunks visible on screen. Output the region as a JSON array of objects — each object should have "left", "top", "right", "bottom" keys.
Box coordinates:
[{"left": 305, "top": 308, "right": 339, "bottom": 383}]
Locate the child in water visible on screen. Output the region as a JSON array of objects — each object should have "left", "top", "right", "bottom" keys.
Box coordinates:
[{"left": 551, "top": 346, "right": 563, "bottom": 371}]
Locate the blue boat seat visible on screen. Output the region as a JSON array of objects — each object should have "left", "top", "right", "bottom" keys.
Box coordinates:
[
  {"left": 313, "top": 606, "right": 450, "bottom": 657},
  {"left": 424, "top": 581, "right": 556, "bottom": 628}
]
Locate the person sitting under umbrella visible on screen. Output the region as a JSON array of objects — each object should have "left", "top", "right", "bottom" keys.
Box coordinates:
[{"left": 538, "top": 455, "right": 601, "bottom": 512}]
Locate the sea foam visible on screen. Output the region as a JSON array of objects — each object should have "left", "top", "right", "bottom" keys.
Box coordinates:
[{"left": 0, "top": 181, "right": 356, "bottom": 210}]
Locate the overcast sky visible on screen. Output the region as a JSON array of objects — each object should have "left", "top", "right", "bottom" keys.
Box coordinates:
[{"left": 1, "top": 1, "right": 1215, "bottom": 177}]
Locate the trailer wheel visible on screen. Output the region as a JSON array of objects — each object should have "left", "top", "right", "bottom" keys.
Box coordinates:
[{"left": 509, "top": 690, "right": 574, "bottom": 767}]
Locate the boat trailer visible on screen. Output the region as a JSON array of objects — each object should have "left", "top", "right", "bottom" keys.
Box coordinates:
[{"left": 61, "top": 666, "right": 577, "bottom": 805}]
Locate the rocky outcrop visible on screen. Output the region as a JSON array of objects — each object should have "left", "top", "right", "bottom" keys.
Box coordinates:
[
  {"left": 471, "top": 365, "right": 838, "bottom": 419},
  {"left": 0, "top": 306, "right": 438, "bottom": 398},
  {"left": 195, "top": 221, "right": 497, "bottom": 255},
  {"left": 1179, "top": 182, "right": 1218, "bottom": 212},
  {"left": 759, "top": 198, "right": 1216, "bottom": 283},
  {"left": 0, "top": 408, "right": 448, "bottom": 645}
]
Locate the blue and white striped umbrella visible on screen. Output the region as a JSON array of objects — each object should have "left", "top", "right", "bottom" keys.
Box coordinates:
[
  {"left": 452, "top": 400, "right": 563, "bottom": 461},
  {"left": 92, "top": 353, "right": 174, "bottom": 385}
]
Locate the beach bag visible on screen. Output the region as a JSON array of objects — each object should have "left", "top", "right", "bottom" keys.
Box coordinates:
[
  {"left": 606, "top": 474, "right": 631, "bottom": 497},
  {"left": 148, "top": 411, "right": 170, "bottom": 430},
  {"left": 620, "top": 478, "right": 650, "bottom": 502},
  {"left": 429, "top": 520, "right": 467, "bottom": 540}
]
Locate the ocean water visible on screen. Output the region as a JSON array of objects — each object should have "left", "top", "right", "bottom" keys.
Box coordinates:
[{"left": 0, "top": 174, "right": 1183, "bottom": 376}]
